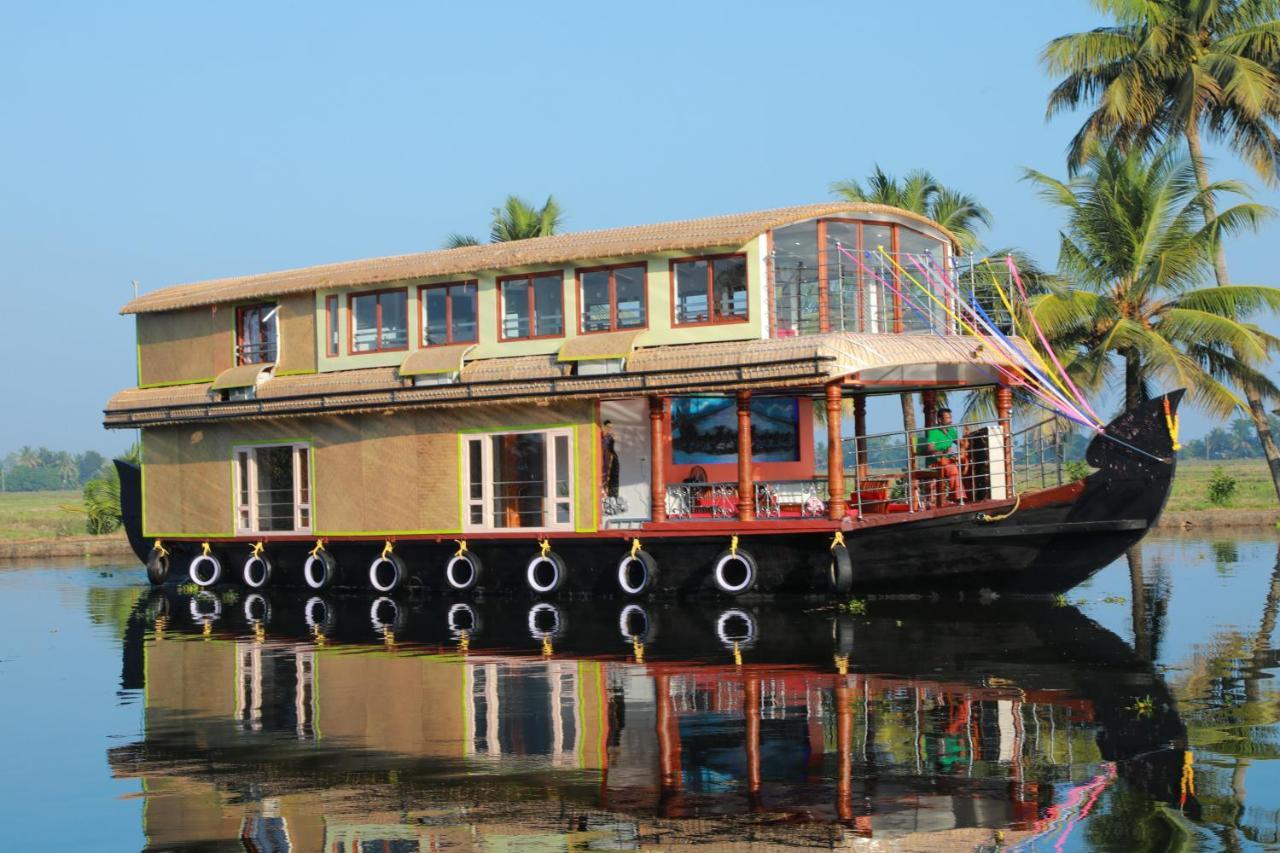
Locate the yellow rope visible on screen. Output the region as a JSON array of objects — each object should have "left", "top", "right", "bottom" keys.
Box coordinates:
[
  {"left": 830, "top": 531, "right": 845, "bottom": 551},
  {"left": 253, "top": 622, "right": 265, "bottom": 644},
  {"left": 152, "top": 540, "right": 169, "bottom": 559},
  {"left": 633, "top": 638, "right": 645, "bottom": 663},
  {"left": 458, "top": 629, "right": 469, "bottom": 653},
  {"left": 1163, "top": 398, "right": 1182, "bottom": 451},
  {"left": 1179, "top": 750, "right": 1196, "bottom": 807},
  {"left": 733, "top": 641, "right": 742, "bottom": 667},
  {"left": 201, "top": 542, "right": 211, "bottom": 557},
  {"left": 381, "top": 539, "right": 395, "bottom": 559},
  {"left": 154, "top": 616, "right": 167, "bottom": 640},
  {"left": 308, "top": 538, "right": 325, "bottom": 558},
  {"left": 539, "top": 538, "right": 551, "bottom": 558},
  {"left": 542, "top": 635, "right": 553, "bottom": 657},
  {"left": 384, "top": 630, "right": 395, "bottom": 648},
  {"left": 834, "top": 654, "right": 849, "bottom": 675},
  {"left": 454, "top": 539, "right": 467, "bottom": 557},
  {"left": 313, "top": 629, "right": 326, "bottom": 647},
  {"left": 202, "top": 621, "right": 212, "bottom": 638},
  {"left": 730, "top": 535, "right": 739, "bottom": 556},
  {"left": 978, "top": 494, "right": 1021, "bottom": 523},
  {"left": 630, "top": 537, "right": 642, "bottom": 559},
  {"left": 251, "top": 541, "right": 265, "bottom": 558}
]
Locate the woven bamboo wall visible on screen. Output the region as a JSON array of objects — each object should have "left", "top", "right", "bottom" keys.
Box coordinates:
[
  {"left": 276, "top": 293, "right": 316, "bottom": 374},
  {"left": 137, "top": 306, "right": 233, "bottom": 387},
  {"left": 141, "top": 401, "right": 597, "bottom": 537}
]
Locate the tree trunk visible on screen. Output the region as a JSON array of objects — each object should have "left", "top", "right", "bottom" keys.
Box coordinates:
[
  {"left": 1185, "top": 122, "right": 1280, "bottom": 503},
  {"left": 900, "top": 393, "right": 917, "bottom": 436},
  {"left": 1127, "top": 545, "right": 1151, "bottom": 663},
  {"left": 1124, "top": 349, "right": 1143, "bottom": 413}
]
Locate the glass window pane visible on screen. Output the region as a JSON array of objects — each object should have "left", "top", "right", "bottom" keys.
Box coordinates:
[
  {"left": 451, "top": 283, "right": 477, "bottom": 342},
  {"left": 351, "top": 294, "right": 378, "bottom": 352},
  {"left": 554, "top": 434, "right": 570, "bottom": 499},
  {"left": 580, "top": 270, "right": 611, "bottom": 332},
  {"left": 380, "top": 291, "right": 407, "bottom": 348},
  {"left": 861, "top": 225, "right": 894, "bottom": 332},
  {"left": 423, "top": 288, "right": 449, "bottom": 345},
  {"left": 297, "top": 447, "right": 309, "bottom": 504},
  {"left": 675, "top": 260, "right": 708, "bottom": 324},
  {"left": 502, "top": 280, "right": 530, "bottom": 339},
  {"left": 237, "top": 451, "right": 251, "bottom": 528},
  {"left": 825, "top": 221, "right": 861, "bottom": 333},
  {"left": 255, "top": 446, "right": 296, "bottom": 532},
  {"left": 326, "top": 298, "right": 339, "bottom": 356},
  {"left": 712, "top": 257, "right": 747, "bottom": 320},
  {"left": 614, "top": 266, "right": 646, "bottom": 328},
  {"left": 533, "top": 274, "right": 563, "bottom": 337},
  {"left": 490, "top": 433, "right": 546, "bottom": 528},
  {"left": 468, "top": 439, "right": 483, "bottom": 500}
]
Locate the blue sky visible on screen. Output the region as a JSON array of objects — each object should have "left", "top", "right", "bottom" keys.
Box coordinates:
[{"left": 2, "top": 0, "right": 1276, "bottom": 454}]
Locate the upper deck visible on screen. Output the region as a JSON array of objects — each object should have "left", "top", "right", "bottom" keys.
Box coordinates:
[{"left": 118, "top": 202, "right": 1013, "bottom": 403}]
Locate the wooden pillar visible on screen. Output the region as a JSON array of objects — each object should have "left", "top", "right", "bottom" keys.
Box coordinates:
[
  {"left": 745, "top": 676, "right": 763, "bottom": 809},
  {"left": 996, "top": 385, "right": 1014, "bottom": 495},
  {"left": 921, "top": 389, "right": 938, "bottom": 428},
  {"left": 650, "top": 396, "right": 666, "bottom": 523},
  {"left": 826, "top": 383, "right": 847, "bottom": 520},
  {"left": 836, "top": 680, "right": 853, "bottom": 821},
  {"left": 854, "top": 395, "right": 868, "bottom": 479},
  {"left": 737, "top": 391, "right": 754, "bottom": 522},
  {"left": 655, "top": 671, "right": 683, "bottom": 817}
]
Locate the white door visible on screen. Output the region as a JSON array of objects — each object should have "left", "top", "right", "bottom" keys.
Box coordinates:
[{"left": 601, "top": 399, "right": 651, "bottom": 522}]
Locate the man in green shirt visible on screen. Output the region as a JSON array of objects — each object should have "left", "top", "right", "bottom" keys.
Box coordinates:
[{"left": 920, "top": 407, "right": 964, "bottom": 505}]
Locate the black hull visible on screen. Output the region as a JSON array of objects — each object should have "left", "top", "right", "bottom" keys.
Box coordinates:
[{"left": 117, "top": 392, "right": 1183, "bottom": 597}]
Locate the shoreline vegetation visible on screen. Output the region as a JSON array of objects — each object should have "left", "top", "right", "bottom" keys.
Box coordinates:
[{"left": 0, "top": 458, "right": 1274, "bottom": 561}]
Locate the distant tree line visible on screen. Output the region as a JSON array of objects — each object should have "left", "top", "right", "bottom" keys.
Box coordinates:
[
  {"left": 1182, "top": 416, "right": 1280, "bottom": 462},
  {"left": 0, "top": 447, "right": 111, "bottom": 491}
]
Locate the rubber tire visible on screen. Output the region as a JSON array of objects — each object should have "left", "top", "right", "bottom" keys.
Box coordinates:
[
  {"left": 712, "top": 548, "right": 757, "bottom": 596},
  {"left": 304, "top": 596, "right": 338, "bottom": 634},
  {"left": 527, "top": 601, "right": 567, "bottom": 638},
  {"left": 445, "top": 550, "right": 484, "bottom": 592},
  {"left": 189, "top": 553, "right": 223, "bottom": 588},
  {"left": 617, "top": 549, "right": 658, "bottom": 596},
  {"left": 716, "top": 607, "right": 757, "bottom": 647},
  {"left": 447, "top": 602, "right": 482, "bottom": 636},
  {"left": 526, "top": 551, "right": 567, "bottom": 595},
  {"left": 369, "top": 553, "right": 407, "bottom": 593},
  {"left": 145, "top": 548, "right": 170, "bottom": 585},
  {"left": 303, "top": 551, "right": 339, "bottom": 591},
  {"left": 243, "top": 593, "right": 271, "bottom": 624},
  {"left": 618, "top": 603, "right": 659, "bottom": 643},
  {"left": 370, "top": 596, "right": 406, "bottom": 633},
  {"left": 829, "top": 543, "right": 853, "bottom": 595},
  {"left": 243, "top": 554, "right": 273, "bottom": 589}
]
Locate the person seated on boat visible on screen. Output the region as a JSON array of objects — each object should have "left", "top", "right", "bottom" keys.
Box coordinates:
[{"left": 921, "top": 407, "right": 965, "bottom": 505}]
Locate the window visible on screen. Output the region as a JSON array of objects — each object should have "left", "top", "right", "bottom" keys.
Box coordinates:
[
  {"left": 349, "top": 289, "right": 408, "bottom": 353},
  {"left": 578, "top": 264, "right": 647, "bottom": 333},
  {"left": 464, "top": 428, "right": 574, "bottom": 530},
  {"left": 420, "top": 281, "right": 478, "bottom": 346},
  {"left": 499, "top": 272, "right": 564, "bottom": 340},
  {"left": 234, "top": 443, "right": 311, "bottom": 533},
  {"left": 236, "top": 303, "right": 279, "bottom": 365},
  {"left": 672, "top": 255, "right": 748, "bottom": 325},
  {"left": 324, "top": 296, "right": 339, "bottom": 357}
]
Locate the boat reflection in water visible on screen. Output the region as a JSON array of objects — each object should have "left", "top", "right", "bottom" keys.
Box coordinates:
[{"left": 112, "top": 592, "right": 1192, "bottom": 850}]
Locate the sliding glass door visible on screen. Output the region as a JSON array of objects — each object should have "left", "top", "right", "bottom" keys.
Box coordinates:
[{"left": 465, "top": 428, "right": 574, "bottom": 531}]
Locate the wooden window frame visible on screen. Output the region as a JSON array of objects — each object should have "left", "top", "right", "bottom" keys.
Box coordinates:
[
  {"left": 576, "top": 262, "right": 649, "bottom": 335},
  {"left": 324, "top": 295, "right": 339, "bottom": 357},
  {"left": 669, "top": 253, "right": 751, "bottom": 328},
  {"left": 347, "top": 288, "right": 409, "bottom": 355},
  {"left": 497, "top": 271, "right": 566, "bottom": 342},
  {"left": 418, "top": 280, "right": 479, "bottom": 347},
  {"left": 235, "top": 302, "right": 279, "bottom": 365},
  {"left": 233, "top": 442, "right": 312, "bottom": 534}
]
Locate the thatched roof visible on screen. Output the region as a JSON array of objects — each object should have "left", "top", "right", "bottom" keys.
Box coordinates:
[
  {"left": 120, "top": 203, "right": 959, "bottom": 315},
  {"left": 104, "top": 332, "right": 1025, "bottom": 429}
]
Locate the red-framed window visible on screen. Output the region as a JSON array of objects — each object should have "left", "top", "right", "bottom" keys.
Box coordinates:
[
  {"left": 235, "top": 303, "right": 279, "bottom": 365},
  {"left": 671, "top": 254, "right": 749, "bottom": 326},
  {"left": 498, "top": 271, "right": 564, "bottom": 340},
  {"left": 324, "top": 295, "right": 339, "bottom": 357},
  {"left": 419, "top": 281, "right": 478, "bottom": 346},
  {"left": 348, "top": 288, "right": 408, "bottom": 354},
  {"left": 578, "top": 263, "right": 648, "bottom": 334}
]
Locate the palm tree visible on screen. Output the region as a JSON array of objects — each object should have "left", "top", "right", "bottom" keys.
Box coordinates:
[
  {"left": 1043, "top": 0, "right": 1280, "bottom": 498},
  {"left": 15, "top": 446, "right": 40, "bottom": 469},
  {"left": 1025, "top": 141, "right": 1280, "bottom": 415},
  {"left": 444, "top": 194, "right": 564, "bottom": 248},
  {"left": 831, "top": 167, "right": 994, "bottom": 432},
  {"left": 54, "top": 452, "right": 77, "bottom": 488}
]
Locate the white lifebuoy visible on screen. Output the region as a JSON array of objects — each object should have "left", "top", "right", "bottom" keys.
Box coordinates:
[
  {"left": 242, "top": 554, "right": 272, "bottom": 589},
  {"left": 445, "top": 550, "right": 483, "bottom": 591},
  {"left": 526, "top": 551, "right": 567, "bottom": 595},
  {"left": 189, "top": 553, "right": 223, "bottom": 587},
  {"left": 369, "top": 553, "right": 406, "bottom": 593},
  {"left": 617, "top": 549, "right": 658, "bottom": 596},
  {"left": 716, "top": 608, "right": 757, "bottom": 648},
  {"left": 303, "top": 551, "right": 338, "bottom": 590},
  {"left": 712, "top": 548, "right": 757, "bottom": 595},
  {"left": 243, "top": 593, "right": 271, "bottom": 624}
]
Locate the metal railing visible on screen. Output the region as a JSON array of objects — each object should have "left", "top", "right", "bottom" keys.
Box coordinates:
[
  {"left": 753, "top": 480, "right": 829, "bottom": 518},
  {"left": 664, "top": 482, "right": 739, "bottom": 520},
  {"left": 236, "top": 341, "right": 278, "bottom": 365}
]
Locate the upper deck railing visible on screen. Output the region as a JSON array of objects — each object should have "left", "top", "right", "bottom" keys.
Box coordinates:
[{"left": 770, "top": 249, "right": 1015, "bottom": 338}]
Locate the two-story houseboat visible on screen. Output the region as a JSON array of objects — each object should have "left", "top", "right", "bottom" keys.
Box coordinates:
[{"left": 104, "top": 202, "right": 1181, "bottom": 596}]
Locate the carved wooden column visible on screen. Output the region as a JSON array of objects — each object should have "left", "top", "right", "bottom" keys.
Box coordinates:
[
  {"left": 655, "top": 671, "right": 683, "bottom": 817},
  {"left": 649, "top": 396, "right": 666, "bottom": 523},
  {"left": 996, "top": 385, "right": 1014, "bottom": 496},
  {"left": 854, "top": 394, "right": 868, "bottom": 480},
  {"left": 836, "top": 679, "right": 853, "bottom": 821},
  {"left": 826, "top": 382, "right": 847, "bottom": 520},
  {"left": 737, "top": 391, "right": 754, "bottom": 521},
  {"left": 745, "top": 675, "right": 763, "bottom": 809}
]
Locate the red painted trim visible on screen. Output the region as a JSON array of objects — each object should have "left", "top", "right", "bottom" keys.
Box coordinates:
[
  {"left": 347, "top": 287, "right": 409, "bottom": 355},
  {"left": 576, "top": 262, "right": 650, "bottom": 335},
  {"left": 418, "top": 280, "right": 479, "bottom": 347},
  {"left": 669, "top": 252, "right": 750, "bottom": 327},
  {"left": 497, "top": 271, "right": 566, "bottom": 341}
]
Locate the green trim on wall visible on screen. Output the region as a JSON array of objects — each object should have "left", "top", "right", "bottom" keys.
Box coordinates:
[{"left": 274, "top": 368, "right": 318, "bottom": 377}]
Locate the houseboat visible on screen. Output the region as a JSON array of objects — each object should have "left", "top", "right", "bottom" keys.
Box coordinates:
[{"left": 104, "top": 202, "right": 1181, "bottom": 596}]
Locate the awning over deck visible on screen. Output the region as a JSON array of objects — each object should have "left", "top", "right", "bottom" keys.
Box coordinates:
[{"left": 104, "top": 332, "right": 1031, "bottom": 428}]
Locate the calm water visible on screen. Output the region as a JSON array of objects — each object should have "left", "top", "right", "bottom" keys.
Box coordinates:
[{"left": 3, "top": 534, "right": 1280, "bottom": 851}]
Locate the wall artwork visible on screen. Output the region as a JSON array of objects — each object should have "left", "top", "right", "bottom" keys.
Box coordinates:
[{"left": 671, "top": 396, "right": 800, "bottom": 464}]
